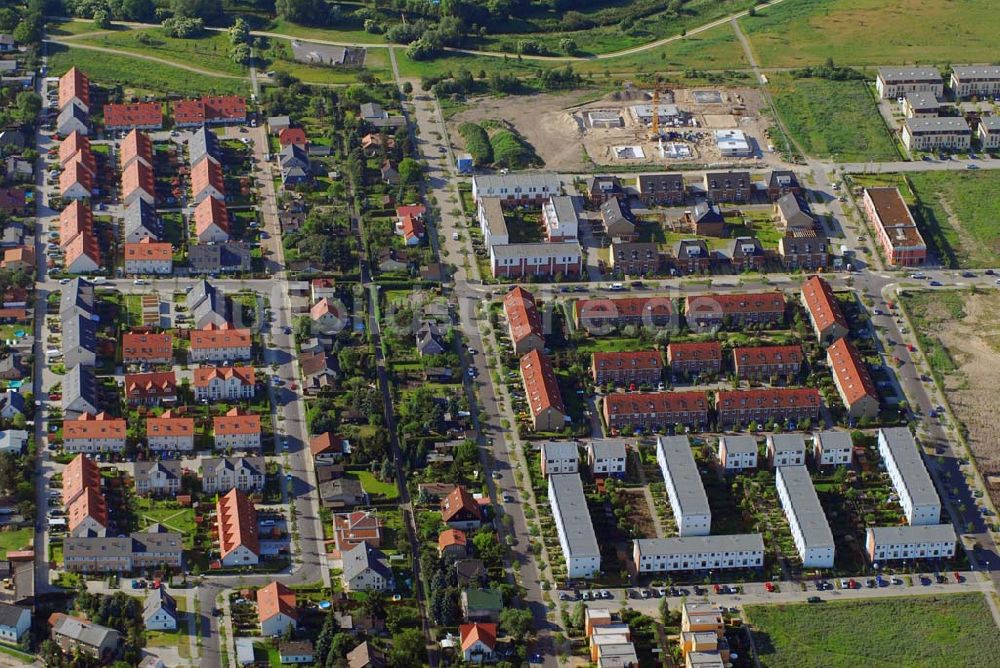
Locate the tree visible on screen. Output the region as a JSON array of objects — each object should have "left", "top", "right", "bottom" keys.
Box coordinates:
[
  {"left": 93, "top": 10, "right": 111, "bottom": 28},
  {"left": 170, "top": 0, "right": 221, "bottom": 20},
  {"left": 229, "top": 17, "right": 250, "bottom": 45},
  {"left": 389, "top": 628, "right": 427, "bottom": 668},
  {"left": 499, "top": 608, "right": 533, "bottom": 642},
  {"left": 398, "top": 157, "right": 422, "bottom": 184},
  {"left": 230, "top": 43, "right": 253, "bottom": 65},
  {"left": 570, "top": 601, "right": 586, "bottom": 630},
  {"left": 14, "top": 92, "right": 41, "bottom": 126},
  {"left": 276, "top": 0, "right": 326, "bottom": 25},
  {"left": 121, "top": 0, "right": 156, "bottom": 22}
]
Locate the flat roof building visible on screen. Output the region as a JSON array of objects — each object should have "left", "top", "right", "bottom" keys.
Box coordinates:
[
  {"left": 813, "top": 430, "right": 853, "bottom": 467},
  {"left": 775, "top": 465, "right": 834, "bottom": 568},
  {"left": 633, "top": 534, "right": 764, "bottom": 573},
  {"left": 548, "top": 474, "right": 600, "bottom": 578},
  {"left": 878, "top": 427, "right": 940, "bottom": 526},
  {"left": 902, "top": 92, "right": 941, "bottom": 118},
  {"left": 866, "top": 524, "right": 957, "bottom": 562},
  {"left": 950, "top": 65, "right": 1000, "bottom": 99},
  {"left": 861, "top": 188, "right": 926, "bottom": 267},
  {"left": 902, "top": 116, "right": 971, "bottom": 152},
  {"left": 977, "top": 116, "right": 1000, "bottom": 149},
  {"left": 656, "top": 436, "right": 710, "bottom": 536},
  {"left": 875, "top": 67, "right": 943, "bottom": 99}
]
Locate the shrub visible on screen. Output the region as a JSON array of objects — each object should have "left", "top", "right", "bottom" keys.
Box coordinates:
[{"left": 458, "top": 122, "right": 493, "bottom": 166}]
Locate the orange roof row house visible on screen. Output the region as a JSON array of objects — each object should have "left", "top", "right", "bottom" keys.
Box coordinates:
[
  {"left": 124, "top": 371, "right": 177, "bottom": 404},
  {"left": 59, "top": 67, "right": 90, "bottom": 112},
  {"left": 666, "top": 341, "right": 724, "bottom": 375},
  {"left": 62, "top": 453, "right": 101, "bottom": 506},
  {"left": 173, "top": 95, "right": 247, "bottom": 127},
  {"left": 213, "top": 407, "right": 261, "bottom": 436},
  {"left": 63, "top": 412, "right": 127, "bottom": 441},
  {"left": 191, "top": 158, "right": 225, "bottom": 202},
  {"left": 105, "top": 103, "right": 163, "bottom": 131},
  {"left": 189, "top": 324, "right": 252, "bottom": 351},
  {"left": 61, "top": 453, "right": 108, "bottom": 537},
  {"left": 194, "top": 196, "right": 230, "bottom": 241},
  {"left": 59, "top": 156, "right": 95, "bottom": 201},
  {"left": 124, "top": 238, "right": 172, "bottom": 263},
  {"left": 684, "top": 292, "right": 786, "bottom": 326},
  {"left": 603, "top": 391, "right": 710, "bottom": 430},
  {"left": 575, "top": 297, "right": 675, "bottom": 329},
  {"left": 801, "top": 275, "right": 850, "bottom": 344},
  {"left": 193, "top": 365, "right": 256, "bottom": 388},
  {"left": 59, "top": 131, "right": 91, "bottom": 167},
  {"left": 147, "top": 413, "right": 195, "bottom": 439},
  {"left": 122, "top": 159, "right": 155, "bottom": 205},
  {"left": 67, "top": 486, "right": 108, "bottom": 536},
  {"left": 120, "top": 129, "right": 153, "bottom": 170},
  {"left": 217, "top": 488, "right": 259, "bottom": 563},
  {"left": 827, "top": 338, "right": 880, "bottom": 420},
  {"left": 503, "top": 286, "right": 544, "bottom": 355},
  {"left": 122, "top": 331, "right": 173, "bottom": 364},
  {"left": 520, "top": 349, "right": 566, "bottom": 432}
]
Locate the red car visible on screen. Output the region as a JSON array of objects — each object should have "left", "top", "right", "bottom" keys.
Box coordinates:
[
  {"left": 764, "top": 582, "right": 775, "bottom": 592},
  {"left": 954, "top": 571, "right": 963, "bottom": 583},
  {"left": 848, "top": 578, "right": 858, "bottom": 589},
  {"left": 713, "top": 584, "right": 721, "bottom": 594}
]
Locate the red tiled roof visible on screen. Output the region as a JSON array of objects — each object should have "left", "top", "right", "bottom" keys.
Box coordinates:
[
  {"left": 503, "top": 286, "right": 544, "bottom": 347},
  {"left": 105, "top": 103, "right": 162, "bottom": 130},
  {"left": 213, "top": 408, "right": 261, "bottom": 436},
  {"left": 257, "top": 581, "right": 297, "bottom": 622},
  {"left": 60, "top": 157, "right": 94, "bottom": 194},
  {"left": 685, "top": 292, "right": 786, "bottom": 317},
  {"left": 173, "top": 95, "right": 246, "bottom": 125},
  {"left": 119, "top": 129, "right": 153, "bottom": 169},
  {"left": 193, "top": 365, "right": 255, "bottom": 387},
  {"left": 593, "top": 350, "right": 662, "bottom": 371},
  {"left": 192, "top": 158, "right": 225, "bottom": 198},
  {"left": 438, "top": 529, "right": 467, "bottom": 550},
  {"left": 194, "top": 196, "right": 229, "bottom": 237},
  {"left": 124, "top": 239, "right": 172, "bottom": 262},
  {"left": 146, "top": 416, "right": 195, "bottom": 438},
  {"left": 399, "top": 214, "right": 423, "bottom": 242},
  {"left": 309, "top": 432, "right": 345, "bottom": 457},
  {"left": 460, "top": 623, "right": 497, "bottom": 652},
  {"left": 190, "top": 325, "right": 251, "bottom": 350},
  {"left": 64, "top": 232, "right": 101, "bottom": 270},
  {"left": 59, "top": 131, "right": 90, "bottom": 166},
  {"left": 441, "top": 485, "right": 482, "bottom": 523},
  {"left": 520, "top": 350, "right": 565, "bottom": 417},
  {"left": 716, "top": 388, "right": 821, "bottom": 411},
  {"left": 575, "top": 297, "right": 674, "bottom": 323},
  {"left": 732, "top": 345, "right": 803, "bottom": 367},
  {"left": 310, "top": 298, "right": 343, "bottom": 321},
  {"left": 827, "top": 338, "right": 879, "bottom": 408},
  {"left": 217, "top": 488, "right": 259, "bottom": 560},
  {"left": 667, "top": 341, "right": 722, "bottom": 362},
  {"left": 62, "top": 454, "right": 101, "bottom": 506},
  {"left": 60, "top": 200, "right": 93, "bottom": 246},
  {"left": 67, "top": 486, "right": 107, "bottom": 534},
  {"left": 122, "top": 332, "right": 173, "bottom": 361},
  {"left": 604, "top": 391, "right": 709, "bottom": 416},
  {"left": 59, "top": 67, "right": 90, "bottom": 110},
  {"left": 64, "top": 412, "right": 127, "bottom": 440},
  {"left": 396, "top": 204, "right": 425, "bottom": 220},
  {"left": 801, "top": 275, "right": 848, "bottom": 333},
  {"left": 122, "top": 160, "right": 155, "bottom": 201},
  {"left": 124, "top": 371, "right": 177, "bottom": 398},
  {"left": 278, "top": 127, "right": 307, "bottom": 147}
]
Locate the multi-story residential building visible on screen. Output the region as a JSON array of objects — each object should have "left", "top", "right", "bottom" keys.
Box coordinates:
[
  {"left": 767, "top": 434, "right": 807, "bottom": 468},
  {"left": 49, "top": 614, "right": 121, "bottom": 661},
  {"left": 604, "top": 391, "right": 710, "bottom": 432},
  {"left": 715, "top": 388, "right": 821, "bottom": 428},
  {"left": 540, "top": 441, "right": 579, "bottom": 477},
  {"left": 441, "top": 485, "right": 483, "bottom": 531},
  {"left": 600, "top": 197, "right": 636, "bottom": 241},
  {"left": 193, "top": 366, "right": 256, "bottom": 401},
  {"left": 122, "top": 332, "right": 173, "bottom": 365},
  {"left": 666, "top": 341, "right": 722, "bottom": 378},
  {"left": 105, "top": 103, "right": 162, "bottom": 131},
  {"left": 670, "top": 239, "right": 712, "bottom": 275},
  {"left": 656, "top": 436, "right": 711, "bottom": 536},
  {"left": 549, "top": 474, "right": 601, "bottom": 578},
  {"left": 587, "top": 438, "right": 628, "bottom": 477},
  {"left": 902, "top": 91, "right": 941, "bottom": 118},
  {"left": 718, "top": 436, "right": 758, "bottom": 472},
  {"left": 684, "top": 292, "right": 786, "bottom": 330},
  {"left": 591, "top": 351, "right": 663, "bottom": 386},
  {"left": 194, "top": 196, "right": 230, "bottom": 242},
  {"left": 341, "top": 542, "right": 393, "bottom": 592},
  {"left": 216, "top": 488, "right": 259, "bottom": 567},
  {"left": 489, "top": 242, "right": 583, "bottom": 279},
  {"left": 778, "top": 229, "right": 828, "bottom": 271},
  {"left": 978, "top": 116, "right": 1000, "bottom": 149},
  {"left": 67, "top": 486, "right": 108, "bottom": 537},
  {"left": 477, "top": 196, "right": 508, "bottom": 248},
  {"left": 775, "top": 465, "right": 835, "bottom": 568},
  {"left": 827, "top": 338, "right": 880, "bottom": 420},
  {"left": 902, "top": 116, "right": 971, "bottom": 152},
  {"left": 124, "top": 239, "right": 172, "bottom": 275},
  {"left": 146, "top": 413, "right": 195, "bottom": 451},
  {"left": 875, "top": 67, "right": 943, "bottom": 99},
  {"left": 123, "top": 198, "right": 160, "bottom": 243},
  {"left": 865, "top": 525, "right": 957, "bottom": 562},
  {"left": 731, "top": 345, "right": 803, "bottom": 381},
  {"left": 201, "top": 456, "right": 265, "bottom": 494},
  {"left": 213, "top": 408, "right": 261, "bottom": 451},
  {"left": 189, "top": 324, "right": 252, "bottom": 363},
  {"left": 877, "top": 427, "right": 940, "bottom": 525},
  {"left": 133, "top": 460, "right": 182, "bottom": 497},
  {"left": 636, "top": 173, "right": 685, "bottom": 205},
  {"left": 633, "top": 534, "right": 765, "bottom": 573},
  {"left": 121, "top": 160, "right": 155, "bottom": 207},
  {"left": 728, "top": 236, "right": 767, "bottom": 272},
  {"left": 124, "top": 371, "right": 178, "bottom": 406},
  {"left": 585, "top": 175, "right": 623, "bottom": 204},
  {"left": 813, "top": 431, "right": 853, "bottom": 467},
  {"left": 503, "top": 286, "right": 545, "bottom": 355},
  {"left": 541, "top": 196, "right": 578, "bottom": 241},
  {"left": 609, "top": 241, "right": 660, "bottom": 276},
  {"left": 58, "top": 67, "right": 91, "bottom": 113},
  {"left": 63, "top": 413, "right": 127, "bottom": 453},
  {"left": 173, "top": 95, "right": 246, "bottom": 127},
  {"left": 574, "top": 297, "right": 674, "bottom": 332},
  {"left": 520, "top": 350, "right": 566, "bottom": 432},
  {"left": 702, "top": 171, "right": 751, "bottom": 203},
  {"left": 800, "top": 275, "right": 849, "bottom": 344},
  {"left": 471, "top": 173, "right": 561, "bottom": 207},
  {"left": 191, "top": 157, "right": 226, "bottom": 204},
  {"left": 950, "top": 65, "right": 1000, "bottom": 99},
  {"left": 62, "top": 454, "right": 101, "bottom": 506},
  {"left": 766, "top": 170, "right": 801, "bottom": 202},
  {"left": 862, "top": 187, "right": 927, "bottom": 267}
]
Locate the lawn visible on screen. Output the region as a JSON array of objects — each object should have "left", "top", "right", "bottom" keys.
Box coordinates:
[
  {"left": 265, "top": 18, "right": 388, "bottom": 44},
  {"left": 73, "top": 28, "right": 247, "bottom": 77},
  {"left": 266, "top": 39, "right": 392, "bottom": 85},
  {"left": 0, "top": 528, "right": 32, "bottom": 558},
  {"left": 740, "top": 0, "right": 1000, "bottom": 68},
  {"left": 345, "top": 470, "right": 399, "bottom": 501},
  {"left": 47, "top": 43, "right": 250, "bottom": 97},
  {"left": 768, "top": 74, "right": 899, "bottom": 162},
  {"left": 47, "top": 18, "right": 128, "bottom": 37},
  {"left": 746, "top": 593, "right": 1000, "bottom": 668},
  {"left": 898, "top": 291, "right": 964, "bottom": 380},
  {"left": 134, "top": 498, "right": 196, "bottom": 546}
]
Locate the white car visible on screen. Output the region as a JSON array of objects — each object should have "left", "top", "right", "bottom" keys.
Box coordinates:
[{"left": 452, "top": 232, "right": 459, "bottom": 240}]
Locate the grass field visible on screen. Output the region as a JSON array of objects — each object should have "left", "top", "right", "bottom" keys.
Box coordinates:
[
  {"left": 345, "top": 470, "right": 399, "bottom": 501},
  {"left": 268, "top": 45, "right": 392, "bottom": 85},
  {"left": 769, "top": 74, "right": 898, "bottom": 161},
  {"left": 47, "top": 43, "right": 250, "bottom": 96},
  {"left": 0, "top": 528, "right": 32, "bottom": 558},
  {"left": 741, "top": 0, "right": 1000, "bottom": 68},
  {"left": 265, "top": 18, "right": 388, "bottom": 44},
  {"left": 899, "top": 290, "right": 964, "bottom": 380},
  {"left": 747, "top": 594, "right": 1000, "bottom": 668},
  {"left": 73, "top": 28, "right": 247, "bottom": 77}
]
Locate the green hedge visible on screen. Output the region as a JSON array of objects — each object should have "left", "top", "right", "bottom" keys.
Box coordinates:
[{"left": 458, "top": 122, "right": 493, "bottom": 166}]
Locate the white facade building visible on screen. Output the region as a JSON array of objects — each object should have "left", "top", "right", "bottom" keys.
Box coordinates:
[
  {"left": 540, "top": 441, "right": 579, "bottom": 476},
  {"left": 718, "top": 435, "right": 758, "bottom": 472},
  {"left": 775, "top": 465, "right": 835, "bottom": 569},
  {"left": 767, "top": 434, "right": 806, "bottom": 468},
  {"left": 656, "top": 436, "right": 711, "bottom": 537},
  {"left": 813, "top": 431, "right": 853, "bottom": 466},
  {"left": 878, "top": 428, "right": 941, "bottom": 526},
  {"left": 866, "top": 525, "right": 957, "bottom": 562},
  {"left": 588, "top": 438, "right": 627, "bottom": 477},
  {"left": 633, "top": 535, "right": 764, "bottom": 573},
  {"left": 548, "top": 474, "right": 601, "bottom": 579}
]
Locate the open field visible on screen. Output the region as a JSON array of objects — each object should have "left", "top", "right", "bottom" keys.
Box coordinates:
[
  {"left": 769, "top": 74, "right": 898, "bottom": 161},
  {"left": 265, "top": 18, "right": 388, "bottom": 44},
  {"left": 47, "top": 43, "right": 250, "bottom": 96},
  {"left": 72, "top": 28, "right": 247, "bottom": 77},
  {"left": 740, "top": 0, "right": 1000, "bottom": 68},
  {"left": 746, "top": 593, "right": 1000, "bottom": 668},
  {"left": 900, "top": 290, "right": 1000, "bottom": 506},
  {"left": 0, "top": 528, "right": 32, "bottom": 558}
]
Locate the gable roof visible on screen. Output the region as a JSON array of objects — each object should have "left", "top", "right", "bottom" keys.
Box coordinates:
[
  {"left": 143, "top": 587, "right": 177, "bottom": 623},
  {"left": 194, "top": 196, "right": 230, "bottom": 237},
  {"left": 213, "top": 408, "right": 261, "bottom": 436},
  {"left": 67, "top": 486, "right": 108, "bottom": 534},
  {"left": 64, "top": 412, "right": 127, "bottom": 441},
  {"left": 123, "top": 199, "right": 161, "bottom": 241},
  {"left": 119, "top": 129, "right": 154, "bottom": 169},
  {"left": 189, "top": 127, "right": 221, "bottom": 166},
  {"left": 460, "top": 623, "right": 497, "bottom": 652},
  {"left": 62, "top": 454, "right": 101, "bottom": 506},
  {"left": 801, "top": 275, "right": 848, "bottom": 334},
  {"left": 122, "top": 160, "right": 155, "bottom": 201},
  {"left": 341, "top": 541, "right": 392, "bottom": 582},
  {"left": 217, "top": 488, "right": 259, "bottom": 559},
  {"left": 122, "top": 331, "right": 172, "bottom": 360},
  {"left": 257, "top": 581, "right": 297, "bottom": 622},
  {"left": 827, "top": 338, "right": 879, "bottom": 408},
  {"left": 503, "top": 286, "right": 544, "bottom": 347},
  {"left": 59, "top": 67, "right": 90, "bottom": 110},
  {"left": 105, "top": 102, "right": 161, "bottom": 130},
  {"left": 191, "top": 158, "right": 225, "bottom": 198},
  {"left": 520, "top": 350, "right": 565, "bottom": 417},
  {"left": 189, "top": 324, "right": 251, "bottom": 350},
  {"left": 441, "top": 485, "right": 482, "bottom": 523},
  {"left": 193, "top": 365, "right": 255, "bottom": 387}
]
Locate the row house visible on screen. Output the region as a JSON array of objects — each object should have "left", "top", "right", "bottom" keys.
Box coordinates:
[
  {"left": 216, "top": 488, "right": 259, "bottom": 567},
  {"left": 489, "top": 242, "right": 583, "bottom": 279},
  {"left": 68, "top": 486, "right": 108, "bottom": 537},
  {"left": 703, "top": 171, "right": 750, "bottom": 203},
  {"left": 104, "top": 103, "right": 162, "bottom": 132},
  {"left": 591, "top": 351, "right": 662, "bottom": 386},
  {"left": 120, "top": 129, "right": 153, "bottom": 170},
  {"left": 715, "top": 388, "right": 821, "bottom": 428},
  {"left": 728, "top": 236, "right": 767, "bottom": 272},
  {"left": 471, "top": 173, "right": 561, "bottom": 207},
  {"left": 520, "top": 350, "right": 566, "bottom": 432},
  {"left": 134, "top": 460, "right": 181, "bottom": 497},
  {"left": 193, "top": 366, "right": 256, "bottom": 401},
  {"left": 539, "top": 441, "right": 579, "bottom": 477},
  {"left": 588, "top": 439, "right": 628, "bottom": 477},
  {"left": 633, "top": 535, "right": 764, "bottom": 573},
  {"left": 666, "top": 341, "right": 723, "bottom": 378},
  {"left": 609, "top": 241, "right": 660, "bottom": 276},
  {"left": 122, "top": 331, "right": 173, "bottom": 365},
  {"left": 49, "top": 615, "right": 119, "bottom": 661},
  {"left": 671, "top": 240, "right": 714, "bottom": 276},
  {"left": 121, "top": 160, "right": 155, "bottom": 207},
  {"left": 827, "top": 338, "right": 880, "bottom": 420},
  {"left": 731, "top": 345, "right": 803, "bottom": 381},
  {"left": 124, "top": 199, "right": 160, "bottom": 243},
  {"left": 191, "top": 158, "right": 226, "bottom": 204},
  {"left": 800, "top": 275, "right": 849, "bottom": 344},
  {"left": 541, "top": 196, "right": 578, "bottom": 241},
  {"left": 603, "top": 391, "right": 710, "bottom": 432},
  {"left": 875, "top": 67, "right": 943, "bottom": 99},
  {"left": 866, "top": 525, "right": 956, "bottom": 563},
  {"left": 189, "top": 324, "right": 252, "bottom": 363},
  {"left": 814, "top": 430, "right": 853, "bottom": 467},
  {"left": 59, "top": 66, "right": 91, "bottom": 114},
  {"left": 718, "top": 435, "right": 758, "bottom": 471},
  {"left": 574, "top": 297, "right": 674, "bottom": 332},
  {"left": 585, "top": 175, "right": 624, "bottom": 204},
  {"left": 146, "top": 412, "right": 195, "bottom": 451},
  {"left": 194, "top": 196, "right": 230, "bottom": 243},
  {"left": 901, "top": 116, "right": 971, "bottom": 152},
  {"left": 63, "top": 412, "right": 127, "bottom": 453},
  {"left": 503, "top": 286, "right": 545, "bottom": 355},
  {"left": 213, "top": 408, "right": 261, "bottom": 451},
  {"left": 950, "top": 65, "right": 1000, "bottom": 99},
  {"left": 124, "top": 239, "right": 173, "bottom": 275},
  {"left": 778, "top": 228, "right": 828, "bottom": 271},
  {"left": 636, "top": 173, "right": 685, "bottom": 205},
  {"left": 202, "top": 455, "right": 265, "bottom": 494},
  {"left": 775, "top": 464, "right": 834, "bottom": 569},
  {"left": 173, "top": 95, "right": 246, "bottom": 127},
  {"left": 767, "top": 433, "right": 807, "bottom": 468},
  {"left": 124, "top": 371, "right": 178, "bottom": 406},
  {"left": 62, "top": 454, "right": 101, "bottom": 506},
  {"left": 766, "top": 170, "right": 802, "bottom": 202},
  {"left": 684, "top": 292, "right": 786, "bottom": 330}
]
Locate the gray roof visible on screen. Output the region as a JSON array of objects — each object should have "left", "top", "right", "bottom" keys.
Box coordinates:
[
  {"left": 189, "top": 127, "right": 221, "bottom": 166},
  {"left": 776, "top": 465, "right": 834, "bottom": 550},
  {"left": 979, "top": 116, "right": 1000, "bottom": 132},
  {"left": 416, "top": 320, "right": 446, "bottom": 354},
  {"left": 52, "top": 614, "right": 120, "bottom": 649},
  {"left": 360, "top": 102, "right": 386, "bottom": 120},
  {"left": 767, "top": 170, "right": 798, "bottom": 190},
  {"left": 634, "top": 534, "right": 765, "bottom": 557},
  {"left": 63, "top": 313, "right": 97, "bottom": 361},
  {"left": 0, "top": 390, "right": 23, "bottom": 414},
  {"left": 776, "top": 193, "right": 812, "bottom": 225},
  {"left": 203, "top": 455, "right": 264, "bottom": 478},
  {"left": 673, "top": 238, "right": 709, "bottom": 257},
  {"left": 867, "top": 524, "right": 957, "bottom": 546},
  {"left": 878, "top": 67, "right": 942, "bottom": 82},
  {"left": 490, "top": 241, "right": 581, "bottom": 260},
  {"left": 342, "top": 542, "right": 392, "bottom": 582},
  {"left": 588, "top": 438, "right": 626, "bottom": 461},
  {"left": 64, "top": 536, "right": 133, "bottom": 559},
  {"left": 57, "top": 104, "right": 88, "bottom": 129},
  {"left": 637, "top": 172, "right": 684, "bottom": 192},
  {"left": 188, "top": 242, "right": 252, "bottom": 274},
  {"left": 540, "top": 441, "right": 579, "bottom": 461},
  {"left": 904, "top": 116, "right": 970, "bottom": 134},
  {"left": 548, "top": 473, "right": 600, "bottom": 560},
  {"left": 279, "top": 143, "right": 309, "bottom": 169},
  {"left": 951, "top": 65, "right": 1000, "bottom": 80},
  {"left": 814, "top": 430, "right": 853, "bottom": 452},
  {"left": 479, "top": 197, "right": 507, "bottom": 243},
  {"left": 472, "top": 173, "right": 561, "bottom": 196},
  {"left": 187, "top": 280, "right": 228, "bottom": 327},
  {"left": 769, "top": 434, "right": 806, "bottom": 454},
  {"left": 691, "top": 202, "right": 723, "bottom": 224},
  {"left": 135, "top": 460, "right": 181, "bottom": 483},
  {"left": 0, "top": 602, "right": 27, "bottom": 629},
  {"left": 143, "top": 588, "right": 177, "bottom": 624},
  {"left": 657, "top": 436, "right": 711, "bottom": 517},
  {"left": 319, "top": 478, "right": 364, "bottom": 504},
  {"left": 720, "top": 435, "right": 756, "bottom": 454},
  {"left": 124, "top": 199, "right": 160, "bottom": 242},
  {"left": 904, "top": 91, "right": 940, "bottom": 109},
  {"left": 131, "top": 531, "right": 183, "bottom": 555},
  {"left": 61, "top": 277, "right": 95, "bottom": 319},
  {"left": 600, "top": 197, "right": 631, "bottom": 226},
  {"left": 63, "top": 365, "right": 98, "bottom": 415},
  {"left": 548, "top": 195, "right": 578, "bottom": 226},
  {"left": 279, "top": 641, "right": 314, "bottom": 657},
  {"left": 878, "top": 428, "right": 940, "bottom": 510}
]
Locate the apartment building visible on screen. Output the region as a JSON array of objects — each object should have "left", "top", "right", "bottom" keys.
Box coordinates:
[
  {"left": 775, "top": 465, "right": 835, "bottom": 568},
  {"left": 122, "top": 332, "right": 173, "bottom": 365},
  {"left": 216, "top": 488, "right": 259, "bottom": 567},
  {"left": 902, "top": 92, "right": 941, "bottom": 118},
  {"left": 800, "top": 275, "right": 849, "bottom": 344},
  {"left": 574, "top": 297, "right": 674, "bottom": 332},
  {"left": 827, "top": 338, "right": 880, "bottom": 420},
  {"left": 49, "top": 614, "right": 120, "bottom": 661},
  {"left": 666, "top": 341, "right": 723, "bottom": 378},
  {"left": 63, "top": 413, "right": 127, "bottom": 453},
  {"left": 193, "top": 366, "right": 256, "bottom": 401},
  {"left": 540, "top": 441, "right": 579, "bottom": 477},
  {"left": 471, "top": 173, "right": 561, "bottom": 207},
  {"left": 587, "top": 438, "right": 628, "bottom": 477},
  {"left": 201, "top": 456, "right": 265, "bottom": 494},
  {"left": 767, "top": 434, "right": 806, "bottom": 468},
  {"left": 950, "top": 65, "right": 1000, "bottom": 99},
  {"left": 173, "top": 95, "right": 246, "bottom": 126},
  {"left": 656, "top": 436, "right": 711, "bottom": 536},
  {"left": 62, "top": 454, "right": 100, "bottom": 506},
  {"left": 520, "top": 350, "right": 566, "bottom": 432},
  {"left": 718, "top": 436, "right": 758, "bottom": 472},
  {"left": 702, "top": 171, "right": 751, "bottom": 203},
  {"left": 591, "top": 351, "right": 663, "bottom": 386},
  {"left": 146, "top": 414, "right": 195, "bottom": 451},
  {"left": 124, "top": 371, "right": 177, "bottom": 406},
  {"left": 603, "top": 391, "right": 710, "bottom": 432},
  {"left": 549, "top": 474, "right": 601, "bottom": 578},
  {"left": 633, "top": 534, "right": 765, "bottom": 573},
  {"left": 861, "top": 188, "right": 927, "bottom": 266},
  {"left": 636, "top": 173, "right": 685, "bottom": 205},
  {"left": 684, "top": 292, "right": 786, "bottom": 330},
  {"left": 503, "top": 286, "right": 545, "bottom": 355},
  {"left": 778, "top": 229, "right": 828, "bottom": 271},
  {"left": 731, "top": 345, "right": 803, "bottom": 381},
  {"left": 671, "top": 239, "right": 713, "bottom": 275},
  {"left": 189, "top": 325, "right": 252, "bottom": 363},
  {"left": 541, "top": 196, "right": 578, "bottom": 241},
  {"left": 715, "top": 388, "right": 821, "bottom": 428},
  {"left": 213, "top": 408, "right": 262, "bottom": 451},
  {"left": 609, "top": 241, "right": 660, "bottom": 276},
  {"left": 978, "top": 116, "right": 1000, "bottom": 149},
  {"left": 902, "top": 116, "right": 971, "bottom": 152},
  {"left": 133, "top": 460, "right": 182, "bottom": 497},
  {"left": 875, "top": 67, "right": 943, "bottom": 99},
  {"left": 67, "top": 486, "right": 107, "bottom": 537},
  {"left": 124, "top": 239, "right": 172, "bottom": 275},
  {"left": 878, "top": 427, "right": 941, "bottom": 525},
  {"left": 866, "top": 524, "right": 957, "bottom": 562},
  {"left": 813, "top": 430, "right": 853, "bottom": 467},
  {"left": 489, "top": 242, "right": 583, "bottom": 279}
]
